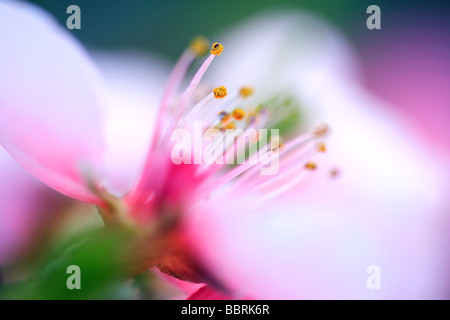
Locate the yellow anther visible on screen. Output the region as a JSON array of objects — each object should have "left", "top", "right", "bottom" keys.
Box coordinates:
[
  {"left": 190, "top": 36, "right": 209, "bottom": 56},
  {"left": 232, "top": 108, "right": 246, "bottom": 121},
  {"left": 271, "top": 143, "right": 285, "bottom": 153},
  {"left": 316, "top": 142, "right": 326, "bottom": 153},
  {"left": 213, "top": 86, "right": 227, "bottom": 99},
  {"left": 313, "top": 124, "right": 329, "bottom": 137},
  {"left": 210, "top": 42, "right": 224, "bottom": 55},
  {"left": 305, "top": 162, "right": 317, "bottom": 171},
  {"left": 239, "top": 86, "right": 254, "bottom": 98}
]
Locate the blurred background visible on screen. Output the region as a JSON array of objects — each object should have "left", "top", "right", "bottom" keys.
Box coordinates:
[{"left": 27, "top": 0, "right": 450, "bottom": 58}]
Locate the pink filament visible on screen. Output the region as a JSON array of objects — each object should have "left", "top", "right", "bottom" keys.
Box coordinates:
[{"left": 152, "top": 49, "right": 195, "bottom": 152}]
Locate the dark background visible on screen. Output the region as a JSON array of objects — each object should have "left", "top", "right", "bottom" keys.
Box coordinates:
[{"left": 28, "top": 0, "right": 450, "bottom": 60}]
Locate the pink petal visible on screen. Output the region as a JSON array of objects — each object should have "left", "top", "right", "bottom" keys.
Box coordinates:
[
  {"left": 0, "top": 1, "right": 107, "bottom": 203},
  {"left": 189, "top": 192, "right": 446, "bottom": 299}
]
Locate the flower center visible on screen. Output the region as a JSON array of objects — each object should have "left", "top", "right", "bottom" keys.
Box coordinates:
[{"left": 126, "top": 39, "right": 331, "bottom": 220}]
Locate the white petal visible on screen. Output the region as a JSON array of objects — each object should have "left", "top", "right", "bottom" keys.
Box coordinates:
[{"left": 0, "top": 1, "right": 107, "bottom": 203}]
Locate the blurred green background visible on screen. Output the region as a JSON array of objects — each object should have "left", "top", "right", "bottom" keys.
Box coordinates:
[{"left": 28, "top": 0, "right": 450, "bottom": 60}]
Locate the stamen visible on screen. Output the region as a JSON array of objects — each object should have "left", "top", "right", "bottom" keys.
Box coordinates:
[
  {"left": 313, "top": 123, "right": 330, "bottom": 137},
  {"left": 316, "top": 142, "right": 326, "bottom": 153},
  {"left": 239, "top": 86, "right": 254, "bottom": 98},
  {"left": 202, "top": 92, "right": 240, "bottom": 131},
  {"left": 214, "top": 86, "right": 228, "bottom": 99},
  {"left": 150, "top": 49, "right": 196, "bottom": 151},
  {"left": 256, "top": 169, "right": 310, "bottom": 201},
  {"left": 130, "top": 40, "right": 203, "bottom": 203},
  {"left": 207, "top": 145, "right": 272, "bottom": 190},
  {"left": 204, "top": 91, "right": 241, "bottom": 129},
  {"left": 277, "top": 133, "right": 314, "bottom": 154},
  {"left": 232, "top": 108, "right": 245, "bottom": 121},
  {"left": 234, "top": 133, "right": 314, "bottom": 188},
  {"left": 189, "top": 90, "right": 236, "bottom": 132},
  {"left": 190, "top": 36, "right": 210, "bottom": 57},
  {"left": 221, "top": 126, "right": 255, "bottom": 166},
  {"left": 210, "top": 42, "right": 224, "bottom": 55},
  {"left": 231, "top": 146, "right": 282, "bottom": 188},
  {"left": 163, "top": 46, "right": 222, "bottom": 142},
  {"left": 246, "top": 143, "right": 323, "bottom": 197},
  {"left": 212, "top": 129, "right": 317, "bottom": 193},
  {"left": 304, "top": 162, "right": 317, "bottom": 170},
  {"left": 182, "top": 92, "right": 214, "bottom": 125}
]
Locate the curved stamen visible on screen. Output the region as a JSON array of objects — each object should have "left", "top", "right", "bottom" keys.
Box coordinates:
[
  {"left": 231, "top": 131, "right": 319, "bottom": 188},
  {"left": 182, "top": 92, "right": 215, "bottom": 126},
  {"left": 247, "top": 146, "right": 318, "bottom": 191},
  {"left": 151, "top": 49, "right": 196, "bottom": 152},
  {"left": 162, "top": 44, "right": 223, "bottom": 145}
]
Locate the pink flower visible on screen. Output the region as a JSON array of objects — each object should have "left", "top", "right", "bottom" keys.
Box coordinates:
[
  {"left": 0, "top": 0, "right": 327, "bottom": 281},
  {"left": 0, "top": 2, "right": 448, "bottom": 299}
]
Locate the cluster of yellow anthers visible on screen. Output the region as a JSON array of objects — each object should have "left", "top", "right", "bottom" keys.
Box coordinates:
[
  {"left": 190, "top": 38, "right": 330, "bottom": 174},
  {"left": 212, "top": 85, "right": 254, "bottom": 131},
  {"left": 189, "top": 38, "right": 256, "bottom": 132},
  {"left": 306, "top": 131, "right": 328, "bottom": 171}
]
